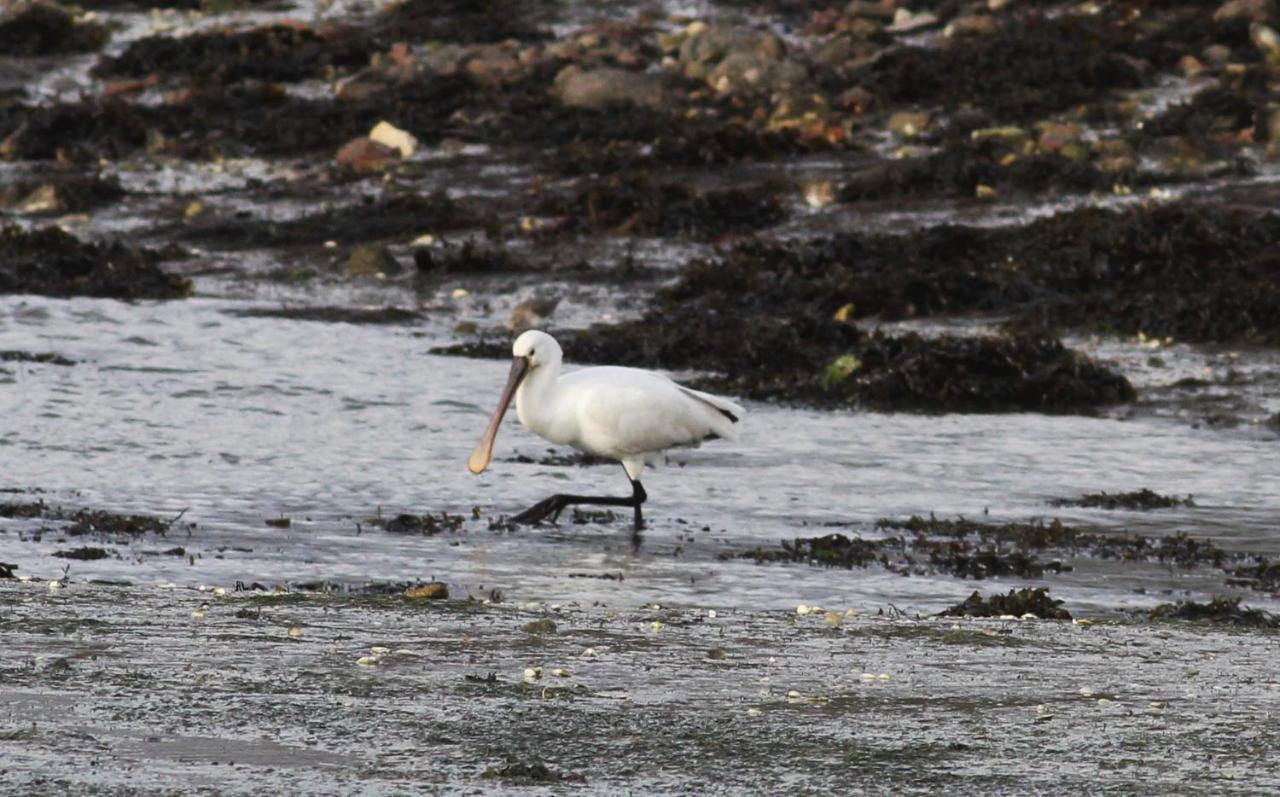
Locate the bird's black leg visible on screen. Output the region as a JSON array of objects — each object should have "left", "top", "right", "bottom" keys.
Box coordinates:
[{"left": 512, "top": 473, "right": 648, "bottom": 531}]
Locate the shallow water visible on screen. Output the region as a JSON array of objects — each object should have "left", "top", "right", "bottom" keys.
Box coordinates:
[{"left": 4, "top": 292, "right": 1279, "bottom": 616}]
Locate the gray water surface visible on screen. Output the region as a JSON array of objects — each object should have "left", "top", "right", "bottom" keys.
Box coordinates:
[{"left": 4, "top": 293, "right": 1278, "bottom": 615}]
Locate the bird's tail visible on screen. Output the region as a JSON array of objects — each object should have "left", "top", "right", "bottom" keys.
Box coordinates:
[{"left": 678, "top": 386, "right": 745, "bottom": 440}]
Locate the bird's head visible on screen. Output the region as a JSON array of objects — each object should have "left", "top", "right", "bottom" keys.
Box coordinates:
[
  {"left": 468, "top": 331, "right": 562, "bottom": 475},
  {"left": 512, "top": 329, "right": 562, "bottom": 370}
]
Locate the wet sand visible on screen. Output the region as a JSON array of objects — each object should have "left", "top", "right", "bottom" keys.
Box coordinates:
[{"left": 5, "top": 581, "right": 1279, "bottom": 795}]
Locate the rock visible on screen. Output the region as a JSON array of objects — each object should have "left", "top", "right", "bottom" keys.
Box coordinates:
[
  {"left": 1093, "top": 138, "right": 1136, "bottom": 172},
  {"left": 845, "top": 0, "right": 895, "bottom": 19},
  {"left": 369, "top": 120, "right": 417, "bottom": 158},
  {"left": 1261, "top": 103, "right": 1280, "bottom": 141},
  {"left": 508, "top": 296, "right": 560, "bottom": 332},
  {"left": 345, "top": 245, "right": 401, "bottom": 277},
  {"left": 886, "top": 9, "right": 939, "bottom": 33},
  {"left": 335, "top": 137, "right": 398, "bottom": 173},
  {"left": 465, "top": 48, "right": 523, "bottom": 84},
  {"left": 888, "top": 111, "right": 929, "bottom": 139},
  {"left": 1251, "top": 21, "right": 1280, "bottom": 55},
  {"left": 17, "top": 184, "right": 58, "bottom": 214},
  {"left": 803, "top": 181, "right": 836, "bottom": 208},
  {"left": 945, "top": 15, "right": 999, "bottom": 38},
  {"left": 970, "top": 125, "right": 1028, "bottom": 145},
  {"left": 405, "top": 582, "right": 449, "bottom": 600},
  {"left": 837, "top": 85, "right": 875, "bottom": 112},
  {"left": 769, "top": 88, "right": 831, "bottom": 130},
  {"left": 679, "top": 26, "right": 783, "bottom": 79},
  {"left": 1202, "top": 43, "right": 1234, "bottom": 64},
  {"left": 1214, "top": 0, "right": 1274, "bottom": 24},
  {"left": 551, "top": 65, "right": 666, "bottom": 109},
  {"left": 1036, "top": 121, "right": 1083, "bottom": 153},
  {"left": 521, "top": 618, "right": 557, "bottom": 635},
  {"left": 1178, "top": 55, "right": 1207, "bottom": 77}
]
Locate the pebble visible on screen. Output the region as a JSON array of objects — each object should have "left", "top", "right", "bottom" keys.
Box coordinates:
[{"left": 369, "top": 121, "right": 417, "bottom": 158}]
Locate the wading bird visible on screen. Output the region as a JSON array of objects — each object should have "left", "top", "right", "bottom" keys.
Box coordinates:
[{"left": 468, "top": 330, "right": 743, "bottom": 530}]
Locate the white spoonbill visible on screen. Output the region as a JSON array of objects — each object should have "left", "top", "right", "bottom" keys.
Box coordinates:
[{"left": 468, "top": 330, "right": 744, "bottom": 530}]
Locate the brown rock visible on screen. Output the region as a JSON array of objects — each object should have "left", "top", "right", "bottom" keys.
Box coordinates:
[
  {"left": 508, "top": 296, "right": 560, "bottom": 332},
  {"left": 1178, "top": 55, "right": 1207, "bottom": 77},
  {"left": 335, "top": 137, "right": 397, "bottom": 173},
  {"left": 551, "top": 65, "right": 666, "bottom": 109},
  {"left": 465, "top": 50, "right": 522, "bottom": 84},
  {"left": 845, "top": 0, "right": 896, "bottom": 19},
  {"left": 1214, "top": 0, "right": 1274, "bottom": 24},
  {"left": 1203, "top": 44, "right": 1234, "bottom": 64},
  {"left": 945, "top": 15, "right": 999, "bottom": 38},
  {"left": 405, "top": 582, "right": 448, "bottom": 600},
  {"left": 837, "top": 85, "right": 875, "bottom": 112}
]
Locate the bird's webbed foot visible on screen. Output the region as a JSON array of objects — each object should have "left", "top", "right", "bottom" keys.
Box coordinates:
[{"left": 511, "top": 494, "right": 570, "bottom": 525}]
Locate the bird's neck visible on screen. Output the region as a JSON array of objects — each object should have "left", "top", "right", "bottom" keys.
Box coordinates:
[{"left": 515, "top": 361, "right": 560, "bottom": 435}]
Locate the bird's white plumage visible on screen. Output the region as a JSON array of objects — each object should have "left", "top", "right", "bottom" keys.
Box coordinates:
[{"left": 508, "top": 331, "right": 742, "bottom": 480}]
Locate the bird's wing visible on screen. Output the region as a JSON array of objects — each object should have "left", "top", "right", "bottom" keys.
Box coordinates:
[{"left": 567, "top": 368, "right": 722, "bottom": 456}]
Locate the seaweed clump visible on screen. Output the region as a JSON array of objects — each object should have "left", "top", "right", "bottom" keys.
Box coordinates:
[
  {"left": 1, "top": 351, "right": 74, "bottom": 366},
  {"left": 180, "top": 191, "right": 464, "bottom": 249},
  {"left": 538, "top": 174, "right": 786, "bottom": 239},
  {"left": 1051, "top": 489, "right": 1195, "bottom": 510},
  {"left": 0, "top": 226, "right": 191, "bottom": 300},
  {"left": 480, "top": 760, "right": 581, "bottom": 784},
  {"left": 850, "top": 13, "right": 1145, "bottom": 123},
  {"left": 0, "top": 3, "right": 110, "bottom": 56},
  {"left": 939, "top": 587, "right": 1072, "bottom": 620},
  {"left": 738, "top": 534, "right": 884, "bottom": 568},
  {"left": 732, "top": 530, "right": 1058, "bottom": 580},
  {"left": 1, "top": 500, "right": 180, "bottom": 536},
  {"left": 97, "top": 24, "right": 375, "bottom": 84},
  {"left": 1149, "top": 597, "right": 1280, "bottom": 628},
  {"left": 365, "top": 512, "right": 467, "bottom": 535}
]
